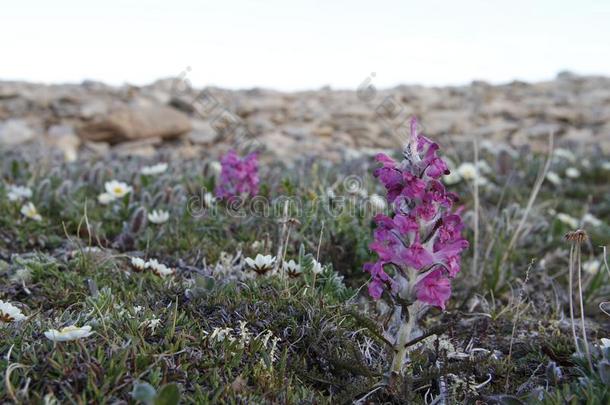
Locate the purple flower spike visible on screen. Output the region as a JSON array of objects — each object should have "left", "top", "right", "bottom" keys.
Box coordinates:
[
  {"left": 365, "top": 117, "right": 468, "bottom": 310},
  {"left": 215, "top": 150, "right": 260, "bottom": 200}
]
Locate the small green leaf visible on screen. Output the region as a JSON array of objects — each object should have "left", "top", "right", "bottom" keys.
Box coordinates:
[
  {"left": 154, "top": 383, "right": 180, "bottom": 405},
  {"left": 132, "top": 381, "right": 156, "bottom": 405}
]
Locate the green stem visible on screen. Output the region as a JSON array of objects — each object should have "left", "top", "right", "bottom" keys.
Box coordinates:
[{"left": 390, "top": 304, "right": 416, "bottom": 375}]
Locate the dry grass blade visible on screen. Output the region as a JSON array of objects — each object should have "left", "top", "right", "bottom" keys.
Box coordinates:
[
  {"left": 505, "top": 260, "right": 533, "bottom": 391},
  {"left": 575, "top": 237, "right": 593, "bottom": 370},
  {"left": 4, "top": 363, "right": 29, "bottom": 402},
  {"left": 498, "top": 132, "right": 554, "bottom": 283},
  {"left": 472, "top": 135, "right": 480, "bottom": 283}
]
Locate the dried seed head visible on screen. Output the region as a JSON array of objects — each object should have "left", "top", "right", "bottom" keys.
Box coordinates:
[
  {"left": 91, "top": 165, "right": 104, "bottom": 186},
  {"left": 287, "top": 218, "right": 301, "bottom": 227},
  {"left": 37, "top": 178, "right": 51, "bottom": 201},
  {"left": 55, "top": 180, "right": 73, "bottom": 200},
  {"left": 565, "top": 229, "right": 588, "bottom": 244},
  {"left": 151, "top": 191, "right": 164, "bottom": 208},
  {"left": 163, "top": 187, "right": 173, "bottom": 205},
  {"left": 130, "top": 207, "right": 147, "bottom": 234}
]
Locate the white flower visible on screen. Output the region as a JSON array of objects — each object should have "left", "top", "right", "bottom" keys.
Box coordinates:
[
  {"left": 457, "top": 163, "right": 477, "bottom": 180},
  {"left": 140, "top": 163, "right": 168, "bottom": 176},
  {"left": 245, "top": 254, "right": 276, "bottom": 274},
  {"left": 147, "top": 259, "right": 175, "bottom": 277},
  {"left": 443, "top": 170, "right": 462, "bottom": 185},
  {"left": 133, "top": 305, "right": 144, "bottom": 314},
  {"left": 44, "top": 325, "right": 93, "bottom": 342},
  {"left": 104, "top": 180, "right": 132, "bottom": 199},
  {"left": 545, "top": 171, "right": 562, "bottom": 186},
  {"left": 457, "top": 163, "right": 489, "bottom": 185},
  {"left": 209, "top": 161, "right": 222, "bottom": 175},
  {"left": 141, "top": 317, "right": 161, "bottom": 333},
  {"left": 583, "top": 259, "right": 601, "bottom": 275},
  {"left": 237, "top": 320, "right": 252, "bottom": 347},
  {"left": 70, "top": 247, "right": 101, "bottom": 258},
  {"left": 369, "top": 194, "right": 387, "bottom": 211},
  {"left": 311, "top": 259, "right": 323, "bottom": 275},
  {"left": 147, "top": 210, "right": 169, "bottom": 224},
  {"left": 7, "top": 185, "right": 32, "bottom": 202},
  {"left": 556, "top": 213, "right": 579, "bottom": 229},
  {"left": 250, "top": 240, "right": 265, "bottom": 251},
  {"left": 326, "top": 188, "right": 336, "bottom": 199},
  {"left": 130, "top": 257, "right": 147, "bottom": 271},
  {"left": 282, "top": 259, "right": 301, "bottom": 277},
  {"left": 0, "top": 300, "right": 26, "bottom": 323},
  {"left": 20, "top": 202, "right": 42, "bottom": 221},
  {"left": 210, "top": 327, "right": 235, "bottom": 342},
  {"left": 97, "top": 192, "right": 116, "bottom": 205},
  {"left": 565, "top": 167, "right": 581, "bottom": 178},
  {"left": 204, "top": 192, "right": 216, "bottom": 208},
  {"left": 553, "top": 148, "right": 576, "bottom": 162},
  {"left": 582, "top": 213, "right": 603, "bottom": 227}
]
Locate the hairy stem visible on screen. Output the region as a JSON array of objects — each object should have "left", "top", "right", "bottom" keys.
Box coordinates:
[
  {"left": 390, "top": 303, "right": 418, "bottom": 375},
  {"left": 576, "top": 244, "right": 593, "bottom": 370},
  {"left": 568, "top": 243, "right": 580, "bottom": 353}
]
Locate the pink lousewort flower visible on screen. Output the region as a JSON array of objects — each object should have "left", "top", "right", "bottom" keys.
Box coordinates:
[
  {"left": 364, "top": 117, "right": 468, "bottom": 310},
  {"left": 215, "top": 150, "right": 260, "bottom": 200}
]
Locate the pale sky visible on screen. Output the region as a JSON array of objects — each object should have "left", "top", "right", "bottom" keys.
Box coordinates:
[{"left": 1, "top": 0, "right": 609, "bottom": 90}]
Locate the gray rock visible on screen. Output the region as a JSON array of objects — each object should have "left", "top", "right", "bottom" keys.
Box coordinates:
[
  {"left": 0, "top": 119, "right": 36, "bottom": 145},
  {"left": 80, "top": 100, "right": 108, "bottom": 119},
  {"left": 46, "top": 124, "right": 80, "bottom": 161},
  {"left": 79, "top": 105, "right": 191, "bottom": 143},
  {"left": 188, "top": 120, "right": 219, "bottom": 144}
]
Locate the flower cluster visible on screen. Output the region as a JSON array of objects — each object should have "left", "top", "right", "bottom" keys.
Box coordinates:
[
  {"left": 4, "top": 184, "right": 43, "bottom": 222},
  {"left": 243, "top": 253, "right": 324, "bottom": 279},
  {"left": 130, "top": 257, "right": 175, "bottom": 277},
  {"left": 364, "top": 118, "right": 468, "bottom": 310},
  {"left": 215, "top": 150, "right": 259, "bottom": 200}
]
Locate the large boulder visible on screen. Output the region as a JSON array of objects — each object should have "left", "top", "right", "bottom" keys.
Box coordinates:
[
  {"left": 0, "top": 119, "right": 36, "bottom": 146},
  {"left": 78, "top": 105, "right": 191, "bottom": 143}
]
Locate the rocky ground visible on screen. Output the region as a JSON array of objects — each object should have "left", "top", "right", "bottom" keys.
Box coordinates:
[
  {"left": 1, "top": 72, "right": 609, "bottom": 162},
  {"left": 1, "top": 74, "right": 609, "bottom": 403}
]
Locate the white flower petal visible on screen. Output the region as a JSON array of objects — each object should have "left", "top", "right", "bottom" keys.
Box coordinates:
[
  {"left": 45, "top": 325, "right": 93, "bottom": 342},
  {"left": 141, "top": 163, "right": 168, "bottom": 176},
  {"left": 20, "top": 202, "right": 42, "bottom": 221},
  {"left": 98, "top": 192, "right": 116, "bottom": 204},
  {"left": 104, "top": 180, "right": 132, "bottom": 199},
  {"left": 565, "top": 167, "right": 581, "bottom": 178},
  {"left": 556, "top": 213, "right": 579, "bottom": 229},
  {"left": 0, "top": 300, "right": 26, "bottom": 322},
  {"left": 147, "top": 210, "right": 170, "bottom": 224}
]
